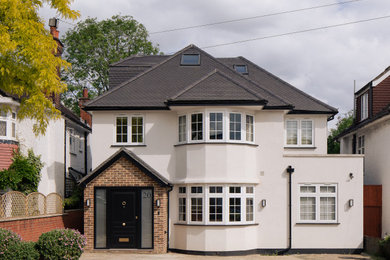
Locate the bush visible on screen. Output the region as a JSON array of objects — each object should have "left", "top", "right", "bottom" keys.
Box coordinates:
[
  {"left": 379, "top": 235, "right": 390, "bottom": 258},
  {"left": 37, "top": 229, "right": 86, "bottom": 260},
  {"left": 6, "top": 241, "right": 39, "bottom": 260},
  {"left": 0, "top": 228, "right": 21, "bottom": 259}
]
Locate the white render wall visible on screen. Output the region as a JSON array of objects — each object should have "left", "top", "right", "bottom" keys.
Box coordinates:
[
  {"left": 17, "top": 118, "right": 65, "bottom": 196},
  {"left": 90, "top": 108, "right": 364, "bottom": 251}
]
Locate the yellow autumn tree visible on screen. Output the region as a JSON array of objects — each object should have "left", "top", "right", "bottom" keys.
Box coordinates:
[{"left": 0, "top": 0, "right": 79, "bottom": 134}]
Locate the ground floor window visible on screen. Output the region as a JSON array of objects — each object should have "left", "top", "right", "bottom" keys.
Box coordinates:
[
  {"left": 298, "top": 184, "right": 337, "bottom": 223},
  {"left": 177, "top": 184, "right": 255, "bottom": 225}
]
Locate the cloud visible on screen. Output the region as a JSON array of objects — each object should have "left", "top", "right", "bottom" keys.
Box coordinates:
[{"left": 39, "top": 0, "right": 390, "bottom": 127}]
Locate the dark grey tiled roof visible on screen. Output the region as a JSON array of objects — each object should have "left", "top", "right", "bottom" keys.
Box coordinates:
[
  {"left": 218, "top": 57, "right": 337, "bottom": 113},
  {"left": 86, "top": 44, "right": 337, "bottom": 116}
]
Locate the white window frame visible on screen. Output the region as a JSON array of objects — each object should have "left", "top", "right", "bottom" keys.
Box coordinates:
[
  {"left": 178, "top": 184, "right": 255, "bottom": 225},
  {"left": 245, "top": 114, "right": 254, "bottom": 143},
  {"left": 358, "top": 135, "right": 365, "bottom": 154},
  {"left": 114, "top": 114, "right": 145, "bottom": 145},
  {"left": 285, "top": 119, "right": 314, "bottom": 147},
  {"left": 178, "top": 115, "right": 187, "bottom": 143},
  {"left": 228, "top": 112, "right": 243, "bottom": 142},
  {"left": 207, "top": 111, "right": 225, "bottom": 142},
  {"left": 178, "top": 186, "right": 187, "bottom": 223},
  {"left": 0, "top": 111, "right": 17, "bottom": 140},
  {"left": 190, "top": 112, "right": 204, "bottom": 142},
  {"left": 360, "top": 92, "right": 368, "bottom": 120},
  {"left": 298, "top": 183, "right": 338, "bottom": 224}
]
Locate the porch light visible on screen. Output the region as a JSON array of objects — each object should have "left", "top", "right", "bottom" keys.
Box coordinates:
[
  {"left": 86, "top": 199, "right": 91, "bottom": 207},
  {"left": 156, "top": 199, "right": 161, "bottom": 208},
  {"left": 261, "top": 199, "right": 267, "bottom": 207},
  {"left": 349, "top": 199, "right": 354, "bottom": 207}
]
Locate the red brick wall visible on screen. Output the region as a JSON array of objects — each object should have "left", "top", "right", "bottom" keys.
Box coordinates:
[
  {"left": 0, "top": 209, "right": 83, "bottom": 241},
  {"left": 0, "top": 143, "right": 18, "bottom": 169},
  {"left": 84, "top": 157, "right": 169, "bottom": 253},
  {"left": 373, "top": 76, "right": 390, "bottom": 115}
]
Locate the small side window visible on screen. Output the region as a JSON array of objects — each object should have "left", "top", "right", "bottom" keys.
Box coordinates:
[{"left": 181, "top": 54, "right": 200, "bottom": 65}]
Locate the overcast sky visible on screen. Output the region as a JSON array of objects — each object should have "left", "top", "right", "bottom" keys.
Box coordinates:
[{"left": 39, "top": 0, "right": 390, "bottom": 127}]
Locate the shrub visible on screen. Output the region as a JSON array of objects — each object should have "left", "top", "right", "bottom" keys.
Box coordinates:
[
  {"left": 37, "top": 229, "right": 86, "bottom": 260},
  {"left": 6, "top": 241, "right": 39, "bottom": 260},
  {"left": 379, "top": 234, "right": 390, "bottom": 258},
  {"left": 0, "top": 228, "right": 21, "bottom": 258}
]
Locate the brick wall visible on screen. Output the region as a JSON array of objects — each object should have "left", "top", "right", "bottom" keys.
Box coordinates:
[
  {"left": 0, "top": 143, "right": 18, "bottom": 169},
  {"left": 0, "top": 209, "right": 83, "bottom": 241},
  {"left": 84, "top": 157, "right": 169, "bottom": 253}
]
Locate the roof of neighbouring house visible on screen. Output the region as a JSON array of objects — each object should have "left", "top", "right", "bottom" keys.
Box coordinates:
[
  {"left": 86, "top": 44, "right": 337, "bottom": 117},
  {"left": 78, "top": 147, "right": 172, "bottom": 187}
]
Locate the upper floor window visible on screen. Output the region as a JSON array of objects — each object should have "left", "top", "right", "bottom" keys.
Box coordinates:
[
  {"left": 285, "top": 119, "right": 313, "bottom": 147},
  {"left": 178, "top": 110, "right": 255, "bottom": 145},
  {"left": 358, "top": 135, "right": 365, "bottom": 154},
  {"left": 234, "top": 65, "right": 248, "bottom": 74},
  {"left": 298, "top": 184, "right": 337, "bottom": 223},
  {"left": 181, "top": 54, "right": 200, "bottom": 65},
  {"left": 0, "top": 111, "right": 16, "bottom": 140},
  {"left": 360, "top": 92, "right": 368, "bottom": 120},
  {"left": 115, "top": 115, "right": 144, "bottom": 144}
]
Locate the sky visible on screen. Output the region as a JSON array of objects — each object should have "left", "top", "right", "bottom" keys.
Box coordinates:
[{"left": 39, "top": 0, "right": 390, "bottom": 128}]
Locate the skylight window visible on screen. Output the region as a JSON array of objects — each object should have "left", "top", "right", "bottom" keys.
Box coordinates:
[
  {"left": 181, "top": 54, "right": 200, "bottom": 65},
  {"left": 234, "top": 65, "right": 248, "bottom": 74}
]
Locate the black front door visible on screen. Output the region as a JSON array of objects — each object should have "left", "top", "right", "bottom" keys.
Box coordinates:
[{"left": 108, "top": 189, "right": 140, "bottom": 248}]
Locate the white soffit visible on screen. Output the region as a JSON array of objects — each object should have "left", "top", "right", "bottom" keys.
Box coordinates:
[{"left": 372, "top": 68, "right": 390, "bottom": 87}]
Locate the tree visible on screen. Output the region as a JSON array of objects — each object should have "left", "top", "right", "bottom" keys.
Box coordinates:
[
  {"left": 327, "top": 111, "right": 354, "bottom": 154},
  {"left": 0, "top": 0, "right": 79, "bottom": 134},
  {"left": 61, "top": 15, "right": 160, "bottom": 113}
]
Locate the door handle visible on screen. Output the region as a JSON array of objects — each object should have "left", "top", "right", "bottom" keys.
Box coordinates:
[
  {"left": 122, "top": 222, "right": 126, "bottom": 226},
  {"left": 135, "top": 216, "right": 138, "bottom": 220}
]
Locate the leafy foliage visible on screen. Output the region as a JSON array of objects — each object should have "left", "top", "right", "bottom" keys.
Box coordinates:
[
  {"left": 327, "top": 111, "right": 354, "bottom": 154},
  {"left": 61, "top": 15, "right": 160, "bottom": 113},
  {"left": 37, "top": 229, "right": 86, "bottom": 260},
  {"left": 64, "top": 185, "right": 83, "bottom": 209},
  {"left": 0, "top": 0, "right": 79, "bottom": 135},
  {"left": 5, "top": 241, "right": 39, "bottom": 260},
  {"left": 0, "top": 228, "right": 21, "bottom": 258},
  {"left": 0, "top": 149, "right": 43, "bottom": 194}
]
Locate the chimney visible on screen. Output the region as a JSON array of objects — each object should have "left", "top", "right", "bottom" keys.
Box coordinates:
[
  {"left": 48, "top": 18, "right": 62, "bottom": 107},
  {"left": 79, "top": 87, "right": 92, "bottom": 127}
]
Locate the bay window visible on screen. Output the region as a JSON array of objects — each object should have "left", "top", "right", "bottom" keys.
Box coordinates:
[
  {"left": 285, "top": 119, "right": 313, "bottom": 147},
  {"left": 0, "top": 111, "right": 17, "bottom": 140},
  {"left": 115, "top": 115, "right": 144, "bottom": 144},
  {"left": 177, "top": 184, "right": 255, "bottom": 225},
  {"left": 298, "top": 184, "right": 337, "bottom": 223},
  {"left": 178, "top": 110, "right": 255, "bottom": 144}
]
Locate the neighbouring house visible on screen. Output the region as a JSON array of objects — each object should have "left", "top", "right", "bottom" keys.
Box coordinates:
[
  {"left": 338, "top": 66, "right": 390, "bottom": 238},
  {"left": 79, "top": 44, "right": 363, "bottom": 254},
  {"left": 0, "top": 18, "right": 92, "bottom": 198}
]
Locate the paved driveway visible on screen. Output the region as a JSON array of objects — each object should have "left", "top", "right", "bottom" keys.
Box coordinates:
[{"left": 80, "top": 252, "right": 372, "bottom": 260}]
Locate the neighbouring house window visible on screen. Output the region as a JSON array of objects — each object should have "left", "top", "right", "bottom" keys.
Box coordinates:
[
  {"left": 181, "top": 54, "right": 200, "bottom": 65},
  {"left": 191, "top": 113, "right": 203, "bottom": 141},
  {"left": 115, "top": 115, "right": 144, "bottom": 144},
  {"left": 360, "top": 92, "right": 368, "bottom": 120},
  {"left": 179, "top": 184, "right": 255, "bottom": 225},
  {"left": 0, "top": 111, "right": 17, "bottom": 140},
  {"left": 285, "top": 119, "right": 314, "bottom": 147},
  {"left": 79, "top": 136, "right": 83, "bottom": 152},
  {"left": 246, "top": 115, "right": 254, "bottom": 142},
  {"left": 358, "top": 135, "right": 365, "bottom": 154},
  {"left": 298, "top": 184, "right": 337, "bottom": 223},
  {"left": 229, "top": 113, "right": 241, "bottom": 140},
  {"left": 234, "top": 65, "right": 248, "bottom": 74},
  {"left": 178, "top": 115, "right": 187, "bottom": 142},
  {"left": 116, "top": 117, "right": 128, "bottom": 143},
  {"left": 209, "top": 112, "right": 223, "bottom": 140},
  {"left": 69, "top": 129, "right": 76, "bottom": 154},
  {"left": 131, "top": 116, "right": 143, "bottom": 143}
]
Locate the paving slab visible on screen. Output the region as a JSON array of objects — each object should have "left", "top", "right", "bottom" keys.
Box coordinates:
[{"left": 80, "top": 252, "right": 372, "bottom": 260}]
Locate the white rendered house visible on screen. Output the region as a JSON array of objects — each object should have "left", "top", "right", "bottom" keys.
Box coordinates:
[
  {"left": 80, "top": 45, "right": 364, "bottom": 254},
  {"left": 338, "top": 66, "right": 390, "bottom": 238}
]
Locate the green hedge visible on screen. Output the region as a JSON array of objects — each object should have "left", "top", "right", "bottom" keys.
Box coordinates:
[{"left": 36, "top": 229, "right": 86, "bottom": 260}]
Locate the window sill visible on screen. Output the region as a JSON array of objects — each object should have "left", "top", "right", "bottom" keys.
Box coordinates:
[
  {"left": 284, "top": 146, "right": 316, "bottom": 149},
  {"left": 0, "top": 139, "right": 19, "bottom": 145},
  {"left": 174, "top": 223, "right": 258, "bottom": 227},
  {"left": 111, "top": 144, "right": 147, "bottom": 147},
  {"left": 296, "top": 222, "right": 340, "bottom": 225},
  {"left": 175, "top": 142, "right": 258, "bottom": 147}
]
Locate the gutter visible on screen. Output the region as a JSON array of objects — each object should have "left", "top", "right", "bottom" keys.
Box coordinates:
[{"left": 278, "top": 165, "right": 294, "bottom": 255}]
